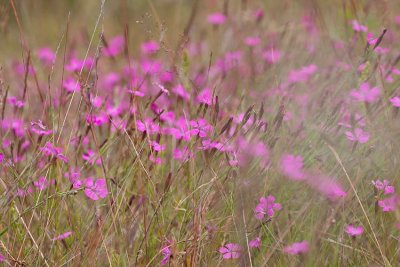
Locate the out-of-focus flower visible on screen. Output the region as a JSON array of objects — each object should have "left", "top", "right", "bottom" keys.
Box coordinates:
[
  {"left": 350, "top": 83, "right": 380, "bottom": 103},
  {"left": 345, "top": 224, "right": 364, "bottom": 237},
  {"left": 207, "top": 12, "right": 226, "bottom": 25},
  {"left": 283, "top": 240, "right": 309, "bottom": 255},
  {"left": 345, "top": 128, "right": 369, "bottom": 143},
  {"left": 219, "top": 243, "right": 241, "bottom": 259}
]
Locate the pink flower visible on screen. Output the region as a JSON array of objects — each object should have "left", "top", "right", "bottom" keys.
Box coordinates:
[
  {"left": 207, "top": 12, "right": 226, "bottom": 25},
  {"left": 150, "top": 141, "right": 166, "bottom": 152},
  {"left": 196, "top": 88, "right": 213, "bottom": 105},
  {"left": 0, "top": 253, "right": 4, "bottom": 262},
  {"left": 172, "top": 84, "right": 190, "bottom": 100},
  {"left": 345, "top": 224, "right": 364, "bottom": 237},
  {"left": 63, "top": 78, "right": 81, "bottom": 93},
  {"left": 244, "top": 36, "right": 261, "bottom": 47},
  {"left": 262, "top": 49, "right": 281, "bottom": 64},
  {"left": 52, "top": 231, "right": 72, "bottom": 241},
  {"left": 280, "top": 154, "right": 306, "bottom": 180},
  {"left": 373, "top": 179, "right": 395, "bottom": 195},
  {"left": 345, "top": 128, "right": 369, "bottom": 143},
  {"left": 160, "top": 246, "right": 172, "bottom": 266},
  {"left": 249, "top": 237, "right": 261, "bottom": 248},
  {"left": 351, "top": 20, "right": 368, "bottom": 32},
  {"left": 307, "top": 174, "right": 347, "bottom": 201},
  {"left": 82, "top": 150, "right": 102, "bottom": 165},
  {"left": 0, "top": 153, "right": 3, "bottom": 163},
  {"left": 34, "top": 176, "right": 54, "bottom": 191},
  {"left": 136, "top": 119, "right": 160, "bottom": 134},
  {"left": 41, "top": 142, "right": 68, "bottom": 163},
  {"left": 283, "top": 241, "right": 309, "bottom": 255},
  {"left": 37, "top": 47, "right": 56, "bottom": 65},
  {"left": 84, "top": 178, "right": 109, "bottom": 200},
  {"left": 254, "top": 196, "right": 282, "bottom": 220},
  {"left": 31, "top": 120, "right": 52, "bottom": 136},
  {"left": 103, "top": 36, "right": 124, "bottom": 57},
  {"left": 378, "top": 195, "right": 400, "bottom": 212},
  {"left": 288, "top": 64, "right": 317, "bottom": 83},
  {"left": 141, "top": 40, "right": 159, "bottom": 54},
  {"left": 219, "top": 243, "right": 241, "bottom": 259},
  {"left": 350, "top": 83, "right": 380, "bottom": 103},
  {"left": 390, "top": 97, "right": 400, "bottom": 107}
]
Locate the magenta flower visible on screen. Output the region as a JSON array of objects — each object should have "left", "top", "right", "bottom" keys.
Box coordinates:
[
  {"left": 373, "top": 180, "right": 395, "bottom": 195},
  {"left": 345, "top": 128, "right": 369, "bottom": 143},
  {"left": 244, "top": 36, "right": 261, "bottom": 47},
  {"left": 82, "top": 150, "right": 102, "bottom": 165},
  {"left": 349, "top": 83, "right": 380, "bottom": 103},
  {"left": 84, "top": 178, "right": 109, "bottom": 201},
  {"left": 307, "top": 174, "right": 347, "bottom": 201},
  {"left": 219, "top": 243, "right": 242, "bottom": 259},
  {"left": 378, "top": 195, "right": 400, "bottom": 212},
  {"left": 207, "top": 12, "right": 226, "bottom": 25},
  {"left": 103, "top": 35, "right": 124, "bottom": 57},
  {"left": 41, "top": 142, "right": 68, "bottom": 163},
  {"left": 254, "top": 196, "right": 282, "bottom": 220},
  {"left": 136, "top": 119, "right": 160, "bottom": 134},
  {"left": 52, "top": 231, "right": 72, "bottom": 241},
  {"left": 37, "top": 47, "right": 56, "bottom": 65},
  {"left": 30, "top": 120, "right": 52, "bottom": 136},
  {"left": 0, "top": 153, "right": 3, "bottom": 163},
  {"left": 390, "top": 97, "right": 400, "bottom": 107},
  {"left": 280, "top": 154, "right": 306, "bottom": 180},
  {"left": 345, "top": 224, "right": 364, "bottom": 237},
  {"left": 262, "top": 48, "right": 281, "bottom": 64},
  {"left": 160, "top": 246, "right": 172, "bottom": 266},
  {"left": 249, "top": 237, "right": 261, "bottom": 248},
  {"left": 283, "top": 240, "right": 309, "bottom": 255},
  {"left": 34, "top": 176, "right": 54, "bottom": 191},
  {"left": 63, "top": 77, "right": 81, "bottom": 93},
  {"left": 196, "top": 88, "right": 213, "bottom": 105},
  {"left": 351, "top": 20, "right": 368, "bottom": 32},
  {"left": 172, "top": 84, "right": 190, "bottom": 100},
  {"left": 141, "top": 40, "right": 159, "bottom": 54}
]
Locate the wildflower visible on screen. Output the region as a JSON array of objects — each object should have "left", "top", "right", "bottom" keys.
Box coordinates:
[
  {"left": 172, "top": 84, "right": 190, "bottom": 100},
  {"left": 283, "top": 241, "right": 309, "bottom": 255},
  {"left": 345, "top": 128, "right": 369, "bottom": 143},
  {"left": 0, "top": 153, "right": 3, "bottom": 163},
  {"left": 288, "top": 64, "right": 317, "bottom": 83},
  {"left": 207, "top": 12, "right": 226, "bottom": 25},
  {"left": 82, "top": 150, "right": 102, "bottom": 165},
  {"left": 372, "top": 179, "right": 395, "bottom": 195},
  {"left": 219, "top": 243, "right": 242, "bottom": 259},
  {"left": 244, "top": 36, "right": 261, "bottom": 47},
  {"left": 249, "top": 237, "right": 261, "bottom": 248},
  {"left": 141, "top": 40, "right": 159, "bottom": 54},
  {"left": 160, "top": 242, "right": 172, "bottom": 266},
  {"left": 136, "top": 119, "right": 160, "bottom": 134},
  {"left": 196, "top": 88, "right": 213, "bottom": 105},
  {"left": 351, "top": 20, "right": 368, "bottom": 32},
  {"left": 280, "top": 154, "right": 306, "bottom": 180},
  {"left": 345, "top": 224, "right": 364, "bottom": 237},
  {"left": 150, "top": 141, "right": 166, "bottom": 152},
  {"left": 0, "top": 253, "right": 4, "bottom": 262},
  {"left": 307, "top": 174, "right": 347, "bottom": 201},
  {"left": 41, "top": 142, "right": 68, "bottom": 163},
  {"left": 34, "top": 176, "right": 54, "bottom": 191},
  {"left": 30, "top": 120, "right": 52, "bottom": 136},
  {"left": 350, "top": 83, "right": 380, "bottom": 103},
  {"left": 103, "top": 35, "right": 124, "bottom": 57},
  {"left": 63, "top": 78, "right": 81, "bottom": 93},
  {"left": 52, "top": 231, "right": 72, "bottom": 241},
  {"left": 390, "top": 96, "right": 400, "bottom": 107},
  {"left": 378, "top": 195, "right": 400, "bottom": 212},
  {"left": 37, "top": 47, "right": 56, "bottom": 65},
  {"left": 254, "top": 196, "right": 282, "bottom": 220},
  {"left": 84, "top": 178, "right": 109, "bottom": 201},
  {"left": 262, "top": 48, "right": 281, "bottom": 64}
]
